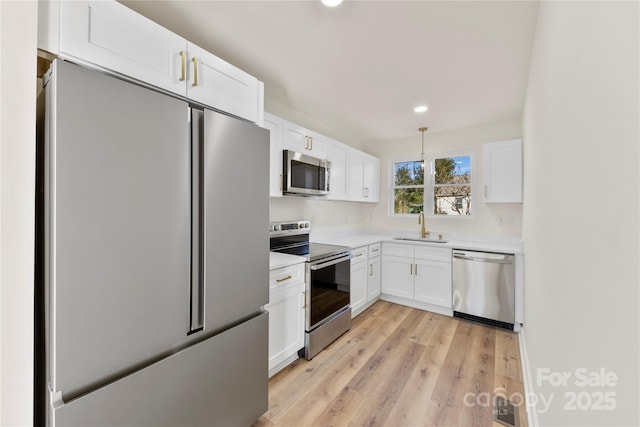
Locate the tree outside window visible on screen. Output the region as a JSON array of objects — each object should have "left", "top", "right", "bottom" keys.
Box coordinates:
[
  {"left": 391, "top": 155, "right": 472, "bottom": 216},
  {"left": 433, "top": 156, "right": 471, "bottom": 216},
  {"left": 393, "top": 160, "right": 424, "bottom": 214}
]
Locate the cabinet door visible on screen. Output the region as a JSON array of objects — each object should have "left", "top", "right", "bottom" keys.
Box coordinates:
[
  {"left": 348, "top": 148, "right": 366, "bottom": 202},
  {"left": 59, "top": 1, "right": 186, "bottom": 96},
  {"left": 282, "top": 121, "right": 310, "bottom": 153},
  {"left": 264, "top": 112, "right": 284, "bottom": 198},
  {"left": 483, "top": 139, "right": 523, "bottom": 203},
  {"left": 266, "top": 284, "right": 305, "bottom": 374},
  {"left": 363, "top": 153, "right": 380, "bottom": 202},
  {"left": 350, "top": 256, "right": 368, "bottom": 316},
  {"left": 414, "top": 259, "right": 452, "bottom": 308},
  {"left": 186, "top": 42, "right": 260, "bottom": 123},
  {"left": 326, "top": 140, "right": 349, "bottom": 200},
  {"left": 368, "top": 256, "right": 381, "bottom": 301},
  {"left": 381, "top": 255, "right": 414, "bottom": 299}
]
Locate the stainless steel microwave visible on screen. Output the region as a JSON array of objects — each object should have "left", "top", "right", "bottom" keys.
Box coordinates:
[{"left": 283, "top": 150, "right": 330, "bottom": 196}]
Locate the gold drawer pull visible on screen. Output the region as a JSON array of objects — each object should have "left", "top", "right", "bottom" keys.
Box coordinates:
[{"left": 276, "top": 275, "right": 292, "bottom": 283}]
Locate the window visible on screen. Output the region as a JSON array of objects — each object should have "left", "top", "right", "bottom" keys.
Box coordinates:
[
  {"left": 433, "top": 155, "right": 472, "bottom": 216},
  {"left": 391, "top": 154, "right": 472, "bottom": 217}
]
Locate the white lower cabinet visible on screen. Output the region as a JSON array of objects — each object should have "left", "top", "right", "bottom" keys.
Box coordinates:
[
  {"left": 266, "top": 263, "right": 305, "bottom": 377},
  {"left": 381, "top": 243, "right": 452, "bottom": 315},
  {"left": 367, "top": 250, "right": 381, "bottom": 301},
  {"left": 351, "top": 243, "right": 382, "bottom": 318},
  {"left": 350, "top": 246, "right": 368, "bottom": 316},
  {"left": 414, "top": 259, "right": 452, "bottom": 308}
]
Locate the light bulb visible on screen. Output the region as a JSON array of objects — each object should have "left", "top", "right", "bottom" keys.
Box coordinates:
[{"left": 321, "top": 0, "right": 343, "bottom": 6}]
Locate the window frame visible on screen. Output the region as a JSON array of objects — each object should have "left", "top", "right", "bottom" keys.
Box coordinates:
[{"left": 389, "top": 151, "right": 474, "bottom": 218}]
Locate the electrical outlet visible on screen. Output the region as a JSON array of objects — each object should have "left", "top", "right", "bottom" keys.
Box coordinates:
[{"left": 498, "top": 215, "right": 515, "bottom": 226}]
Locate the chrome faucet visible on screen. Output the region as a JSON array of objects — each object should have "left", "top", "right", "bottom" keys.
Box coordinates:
[{"left": 418, "top": 211, "right": 428, "bottom": 238}]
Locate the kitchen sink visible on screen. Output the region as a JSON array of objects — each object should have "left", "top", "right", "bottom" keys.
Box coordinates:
[{"left": 393, "top": 236, "right": 449, "bottom": 243}]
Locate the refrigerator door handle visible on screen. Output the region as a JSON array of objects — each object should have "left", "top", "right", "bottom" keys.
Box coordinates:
[{"left": 190, "top": 108, "right": 204, "bottom": 333}]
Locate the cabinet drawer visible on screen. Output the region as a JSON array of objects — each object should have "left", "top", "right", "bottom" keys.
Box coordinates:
[
  {"left": 269, "top": 263, "right": 305, "bottom": 290},
  {"left": 382, "top": 242, "right": 414, "bottom": 258},
  {"left": 368, "top": 243, "right": 381, "bottom": 258},
  {"left": 414, "top": 246, "right": 452, "bottom": 263},
  {"left": 351, "top": 246, "right": 368, "bottom": 264}
]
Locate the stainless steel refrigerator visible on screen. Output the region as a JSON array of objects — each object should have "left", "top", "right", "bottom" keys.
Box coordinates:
[{"left": 36, "top": 60, "right": 269, "bottom": 426}]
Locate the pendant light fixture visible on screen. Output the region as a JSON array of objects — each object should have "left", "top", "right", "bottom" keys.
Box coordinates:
[
  {"left": 321, "top": 0, "right": 343, "bottom": 6},
  {"left": 419, "top": 127, "right": 428, "bottom": 169}
]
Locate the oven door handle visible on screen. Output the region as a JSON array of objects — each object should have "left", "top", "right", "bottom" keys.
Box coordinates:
[{"left": 309, "top": 253, "right": 352, "bottom": 270}]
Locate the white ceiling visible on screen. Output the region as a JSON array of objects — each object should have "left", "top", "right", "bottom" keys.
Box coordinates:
[{"left": 121, "top": 0, "right": 539, "bottom": 144}]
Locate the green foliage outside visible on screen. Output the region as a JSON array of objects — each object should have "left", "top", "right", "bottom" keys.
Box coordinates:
[
  {"left": 394, "top": 157, "right": 471, "bottom": 216},
  {"left": 394, "top": 161, "right": 424, "bottom": 214}
]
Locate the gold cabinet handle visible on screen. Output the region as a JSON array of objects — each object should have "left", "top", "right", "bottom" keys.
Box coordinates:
[
  {"left": 192, "top": 57, "right": 198, "bottom": 87},
  {"left": 304, "top": 136, "right": 310, "bottom": 150},
  {"left": 179, "top": 51, "right": 186, "bottom": 81},
  {"left": 276, "top": 275, "right": 292, "bottom": 283},
  {"left": 372, "top": 248, "right": 379, "bottom": 253}
]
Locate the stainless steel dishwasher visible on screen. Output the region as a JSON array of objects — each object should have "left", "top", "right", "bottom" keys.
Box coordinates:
[{"left": 452, "top": 250, "right": 516, "bottom": 330}]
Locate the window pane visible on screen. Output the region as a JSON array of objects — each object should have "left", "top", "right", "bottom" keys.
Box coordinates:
[
  {"left": 394, "top": 161, "right": 424, "bottom": 186},
  {"left": 394, "top": 188, "right": 424, "bottom": 214},
  {"left": 434, "top": 156, "right": 471, "bottom": 184},
  {"left": 433, "top": 185, "right": 471, "bottom": 215}
]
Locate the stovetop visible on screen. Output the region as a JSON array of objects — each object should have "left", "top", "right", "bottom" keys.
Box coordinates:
[{"left": 269, "top": 220, "right": 350, "bottom": 262}]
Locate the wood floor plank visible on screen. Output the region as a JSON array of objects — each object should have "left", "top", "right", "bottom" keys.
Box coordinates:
[
  {"left": 339, "top": 309, "right": 426, "bottom": 426},
  {"left": 254, "top": 302, "right": 528, "bottom": 427},
  {"left": 495, "top": 328, "right": 522, "bottom": 381},
  {"left": 494, "top": 373, "right": 528, "bottom": 427},
  {"left": 267, "top": 302, "right": 411, "bottom": 426},
  {"left": 383, "top": 312, "right": 459, "bottom": 426}
]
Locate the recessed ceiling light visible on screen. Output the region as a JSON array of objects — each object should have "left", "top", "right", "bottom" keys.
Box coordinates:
[
  {"left": 321, "top": 0, "right": 343, "bottom": 7},
  {"left": 414, "top": 105, "right": 428, "bottom": 113}
]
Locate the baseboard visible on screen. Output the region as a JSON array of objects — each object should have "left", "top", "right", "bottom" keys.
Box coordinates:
[{"left": 518, "top": 327, "right": 539, "bottom": 427}]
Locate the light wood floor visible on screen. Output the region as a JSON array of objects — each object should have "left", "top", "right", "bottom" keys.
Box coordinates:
[{"left": 254, "top": 300, "right": 528, "bottom": 427}]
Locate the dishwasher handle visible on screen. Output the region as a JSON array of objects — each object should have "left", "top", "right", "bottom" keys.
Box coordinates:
[{"left": 453, "top": 252, "right": 514, "bottom": 264}]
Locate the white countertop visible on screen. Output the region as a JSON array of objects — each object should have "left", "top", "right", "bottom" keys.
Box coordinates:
[
  {"left": 269, "top": 252, "right": 306, "bottom": 271},
  {"left": 314, "top": 230, "right": 524, "bottom": 254}
]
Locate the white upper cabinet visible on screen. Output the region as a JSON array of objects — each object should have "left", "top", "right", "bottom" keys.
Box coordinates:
[
  {"left": 263, "top": 112, "right": 284, "bottom": 198},
  {"left": 348, "top": 148, "right": 380, "bottom": 203},
  {"left": 53, "top": 1, "right": 186, "bottom": 96},
  {"left": 363, "top": 152, "right": 380, "bottom": 203},
  {"left": 282, "top": 121, "right": 327, "bottom": 158},
  {"left": 326, "top": 140, "right": 349, "bottom": 200},
  {"left": 186, "top": 42, "right": 261, "bottom": 124},
  {"left": 483, "top": 139, "right": 523, "bottom": 203},
  {"left": 41, "top": 1, "right": 263, "bottom": 124}
]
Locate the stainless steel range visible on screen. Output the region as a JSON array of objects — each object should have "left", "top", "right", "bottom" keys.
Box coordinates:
[{"left": 269, "top": 220, "right": 352, "bottom": 360}]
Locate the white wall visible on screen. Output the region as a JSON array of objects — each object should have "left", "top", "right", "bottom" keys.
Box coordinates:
[
  {"left": 365, "top": 118, "right": 523, "bottom": 236},
  {"left": 522, "top": 1, "right": 639, "bottom": 426},
  {"left": 270, "top": 197, "right": 368, "bottom": 235},
  {"left": 0, "top": 1, "right": 37, "bottom": 425}
]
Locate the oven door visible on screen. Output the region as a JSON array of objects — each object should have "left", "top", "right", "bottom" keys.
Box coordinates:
[
  {"left": 283, "top": 150, "right": 330, "bottom": 196},
  {"left": 307, "top": 253, "right": 351, "bottom": 330}
]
